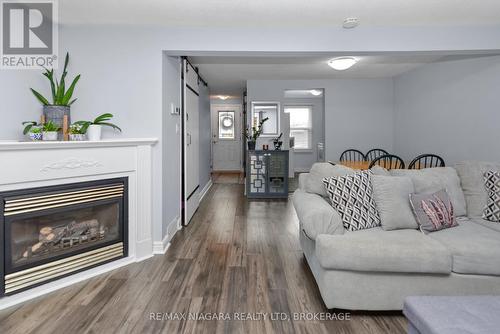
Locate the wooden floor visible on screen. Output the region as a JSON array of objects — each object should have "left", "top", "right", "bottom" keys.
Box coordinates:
[{"left": 0, "top": 184, "right": 406, "bottom": 334}]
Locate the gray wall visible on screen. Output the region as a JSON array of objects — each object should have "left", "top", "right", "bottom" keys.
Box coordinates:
[
  {"left": 1, "top": 21, "right": 500, "bottom": 242},
  {"left": 199, "top": 84, "right": 212, "bottom": 190},
  {"left": 162, "top": 55, "right": 182, "bottom": 237},
  {"left": 247, "top": 79, "right": 394, "bottom": 165},
  {"left": 394, "top": 55, "right": 500, "bottom": 164}
]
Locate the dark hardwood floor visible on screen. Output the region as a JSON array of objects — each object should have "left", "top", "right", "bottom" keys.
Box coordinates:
[{"left": 0, "top": 183, "right": 406, "bottom": 333}]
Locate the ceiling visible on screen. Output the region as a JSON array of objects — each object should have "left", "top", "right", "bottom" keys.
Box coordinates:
[
  {"left": 191, "top": 54, "right": 450, "bottom": 95},
  {"left": 59, "top": 0, "right": 500, "bottom": 27}
]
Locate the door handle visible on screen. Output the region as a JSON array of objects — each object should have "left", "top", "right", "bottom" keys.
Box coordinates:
[{"left": 187, "top": 133, "right": 192, "bottom": 145}]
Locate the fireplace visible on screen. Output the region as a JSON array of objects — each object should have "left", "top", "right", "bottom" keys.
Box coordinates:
[{"left": 0, "top": 178, "right": 128, "bottom": 296}]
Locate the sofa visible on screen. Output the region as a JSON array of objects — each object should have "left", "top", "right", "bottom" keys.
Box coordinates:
[{"left": 293, "top": 161, "right": 500, "bottom": 310}]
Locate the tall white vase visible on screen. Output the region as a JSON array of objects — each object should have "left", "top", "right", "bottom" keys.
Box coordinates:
[{"left": 87, "top": 124, "right": 102, "bottom": 141}]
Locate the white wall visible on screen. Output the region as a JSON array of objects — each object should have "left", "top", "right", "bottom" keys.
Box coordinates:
[
  {"left": 247, "top": 79, "right": 394, "bottom": 163},
  {"left": 394, "top": 55, "right": 500, "bottom": 164}
]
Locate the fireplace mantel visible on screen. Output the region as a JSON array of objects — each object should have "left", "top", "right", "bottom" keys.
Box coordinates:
[
  {"left": 0, "top": 138, "right": 158, "bottom": 150},
  {"left": 0, "top": 138, "right": 158, "bottom": 309}
]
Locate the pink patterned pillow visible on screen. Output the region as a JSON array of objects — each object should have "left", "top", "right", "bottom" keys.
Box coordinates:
[{"left": 410, "top": 189, "right": 458, "bottom": 233}]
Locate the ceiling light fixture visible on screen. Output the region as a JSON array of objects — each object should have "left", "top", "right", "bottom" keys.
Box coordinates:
[
  {"left": 328, "top": 57, "right": 358, "bottom": 71},
  {"left": 310, "top": 89, "right": 322, "bottom": 96},
  {"left": 343, "top": 17, "right": 359, "bottom": 29},
  {"left": 218, "top": 95, "right": 229, "bottom": 100}
]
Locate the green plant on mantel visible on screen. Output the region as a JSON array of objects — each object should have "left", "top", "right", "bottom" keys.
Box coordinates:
[
  {"left": 30, "top": 52, "right": 81, "bottom": 106},
  {"left": 22, "top": 121, "right": 41, "bottom": 134},
  {"left": 73, "top": 113, "right": 122, "bottom": 133},
  {"left": 42, "top": 120, "right": 61, "bottom": 132},
  {"left": 68, "top": 123, "right": 86, "bottom": 135},
  {"left": 245, "top": 117, "right": 269, "bottom": 142}
]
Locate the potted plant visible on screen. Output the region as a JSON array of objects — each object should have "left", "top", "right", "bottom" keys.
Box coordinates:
[
  {"left": 30, "top": 52, "right": 81, "bottom": 138},
  {"left": 42, "top": 120, "right": 61, "bottom": 141},
  {"left": 245, "top": 117, "right": 268, "bottom": 150},
  {"left": 68, "top": 123, "right": 87, "bottom": 141},
  {"left": 73, "top": 113, "right": 122, "bottom": 141},
  {"left": 22, "top": 121, "right": 43, "bottom": 141},
  {"left": 273, "top": 132, "right": 283, "bottom": 150}
]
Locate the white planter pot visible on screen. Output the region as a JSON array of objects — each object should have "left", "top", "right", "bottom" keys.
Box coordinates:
[
  {"left": 42, "top": 131, "right": 58, "bottom": 141},
  {"left": 87, "top": 125, "right": 102, "bottom": 141},
  {"left": 69, "top": 133, "right": 87, "bottom": 141}
]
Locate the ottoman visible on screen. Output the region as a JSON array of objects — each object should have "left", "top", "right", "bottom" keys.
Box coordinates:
[{"left": 403, "top": 296, "right": 500, "bottom": 334}]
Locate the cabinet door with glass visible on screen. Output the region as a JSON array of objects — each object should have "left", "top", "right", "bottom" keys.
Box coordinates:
[{"left": 247, "top": 151, "right": 289, "bottom": 198}]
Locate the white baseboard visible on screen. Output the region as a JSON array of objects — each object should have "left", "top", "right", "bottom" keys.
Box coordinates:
[
  {"left": 199, "top": 179, "right": 213, "bottom": 203},
  {"left": 153, "top": 216, "right": 180, "bottom": 255}
]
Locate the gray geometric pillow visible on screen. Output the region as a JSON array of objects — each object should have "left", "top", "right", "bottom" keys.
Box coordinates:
[
  {"left": 322, "top": 170, "right": 380, "bottom": 232},
  {"left": 483, "top": 171, "right": 500, "bottom": 222}
]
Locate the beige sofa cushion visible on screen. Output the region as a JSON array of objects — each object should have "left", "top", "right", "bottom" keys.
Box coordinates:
[
  {"left": 371, "top": 175, "right": 418, "bottom": 230},
  {"left": 390, "top": 167, "right": 467, "bottom": 217},
  {"left": 305, "top": 163, "right": 355, "bottom": 198},
  {"left": 454, "top": 161, "right": 500, "bottom": 218},
  {"left": 315, "top": 228, "right": 451, "bottom": 274},
  {"left": 429, "top": 219, "right": 500, "bottom": 276},
  {"left": 293, "top": 189, "right": 345, "bottom": 239}
]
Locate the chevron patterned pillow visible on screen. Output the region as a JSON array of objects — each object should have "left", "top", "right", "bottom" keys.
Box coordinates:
[
  {"left": 483, "top": 170, "right": 500, "bottom": 222},
  {"left": 322, "top": 170, "right": 381, "bottom": 231}
]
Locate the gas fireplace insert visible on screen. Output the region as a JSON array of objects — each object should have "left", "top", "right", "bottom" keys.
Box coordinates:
[{"left": 0, "top": 178, "right": 128, "bottom": 296}]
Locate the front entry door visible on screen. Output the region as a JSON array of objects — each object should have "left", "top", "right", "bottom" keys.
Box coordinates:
[{"left": 211, "top": 104, "right": 242, "bottom": 171}]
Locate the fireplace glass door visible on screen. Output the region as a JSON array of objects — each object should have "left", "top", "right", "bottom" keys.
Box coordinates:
[
  {"left": 7, "top": 201, "right": 121, "bottom": 271},
  {"left": 1, "top": 178, "right": 127, "bottom": 296}
]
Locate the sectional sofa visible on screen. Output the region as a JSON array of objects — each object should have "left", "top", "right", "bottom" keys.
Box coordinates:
[{"left": 293, "top": 161, "right": 500, "bottom": 310}]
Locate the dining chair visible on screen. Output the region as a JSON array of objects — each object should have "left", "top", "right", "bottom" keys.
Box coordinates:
[
  {"left": 369, "top": 154, "right": 405, "bottom": 170},
  {"left": 339, "top": 149, "right": 365, "bottom": 162},
  {"left": 365, "top": 148, "right": 389, "bottom": 162},
  {"left": 408, "top": 154, "right": 445, "bottom": 169}
]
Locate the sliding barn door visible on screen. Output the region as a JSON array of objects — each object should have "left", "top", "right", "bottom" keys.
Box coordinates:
[{"left": 183, "top": 59, "right": 200, "bottom": 224}]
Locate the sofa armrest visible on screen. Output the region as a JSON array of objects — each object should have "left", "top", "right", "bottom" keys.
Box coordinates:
[
  {"left": 292, "top": 189, "right": 345, "bottom": 240},
  {"left": 298, "top": 173, "right": 309, "bottom": 190}
]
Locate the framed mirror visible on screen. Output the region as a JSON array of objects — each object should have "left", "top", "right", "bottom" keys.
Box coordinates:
[{"left": 251, "top": 102, "right": 280, "bottom": 137}]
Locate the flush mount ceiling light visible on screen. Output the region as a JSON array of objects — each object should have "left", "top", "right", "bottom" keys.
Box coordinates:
[
  {"left": 328, "top": 57, "right": 358, "bottom": 71},
  {"left": 343, "top": 17, "right": 359, "bottom": 29},
  {"left": 218, "top": 95, "right": 229, "bottom": 100},
  {"left": 310, "top": 89, "right": 322, "bottom": 96}
]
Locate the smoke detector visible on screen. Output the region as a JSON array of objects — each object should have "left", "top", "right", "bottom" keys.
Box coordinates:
[{"left": 343, "top": 17, "right": 359, "bottom": 29}]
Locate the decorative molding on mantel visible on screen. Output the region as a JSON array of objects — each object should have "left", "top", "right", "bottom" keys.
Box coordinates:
[
  {"left": 0, "top": 138, "right": 158, "bottom": 151},
  {"left": 40, "top": 158, "right": 103, "bottom": 172}
]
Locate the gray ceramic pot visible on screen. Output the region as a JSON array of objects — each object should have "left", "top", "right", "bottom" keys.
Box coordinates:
[{"left": 43, "top": 105, "right": 70, "bottom": 140}]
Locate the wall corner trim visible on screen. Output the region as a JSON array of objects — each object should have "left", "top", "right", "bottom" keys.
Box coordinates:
[
  {"left": 153, "top": 216, "right": 180, "bottom": 255},
  {"left": 199, "top": 179, "right": 213, "bottom": 203}
]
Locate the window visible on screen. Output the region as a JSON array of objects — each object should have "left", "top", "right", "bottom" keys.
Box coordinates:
[
  {"left": 218, "top": 111, "right": 235, "bottom": 139},
  {"left": 285, "top": 106, "right": 312, "bottom": 150},
  {"left": 251, "top": 102, "right": 280, "bottom": 136}
]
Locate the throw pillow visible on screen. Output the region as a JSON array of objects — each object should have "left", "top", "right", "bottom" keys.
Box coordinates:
[
  {"left": 410, "top": 189, "right": 458, "bottom": 233},
  {"left": 390, "top": 167, "right": 467, "bottom": 217},
  {"left": 371, "top": 175, "right": 418, "bottom": 230},
  {"left": 306, "top": 163, "right": 355, "bottom": 198},
  {"left": 483, "top": 170, "right": 500, "bottom": 222},
  {"left": 322, "top": 170, "right": 381, "bottom": 231},
  {"left": 454, "top": 161, "right": 500, "bottom": 218}
]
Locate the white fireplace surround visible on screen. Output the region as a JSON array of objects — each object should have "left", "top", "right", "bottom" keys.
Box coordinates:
[{"left": 0, "top": 138, "right": 157, "bottom": 310}]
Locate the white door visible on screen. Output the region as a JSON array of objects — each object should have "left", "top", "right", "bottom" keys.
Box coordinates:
[
  {"left": 211, "top": 104, "right": 242, "bottom": 171},
  {"left": 184, "top": 60, "right": 200, "bottom": 224}
]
